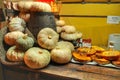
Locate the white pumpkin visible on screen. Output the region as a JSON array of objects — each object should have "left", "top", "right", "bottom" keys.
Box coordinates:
[
  {"left": 56, "top": 26, "right": 62, "bottom": 33},
  {"left": 18, "top": 1, "right": 51, "bottom": 12},
  {"left": 17, "top": 1, "right": 26, "bottom": 11},
  {"left": 24, "top": 47, "right": 51, "bottom": 69},
  {"left": 51, "top": 47, "right": 72, "bottom": 64},
  {"left": 37, "top": 2, "right": 51, "bottom": 12},
  {"left": 15, "top": 34, "right": 34, "bottom": 51},
  {"left": 4, "top": 31, "right": 24, "bottom": 45},
  {"left": 8, "top": 16, "right": 26, "bottom": 32},
  {"left": 6, "top": 46, "right": 25, "bottom": 62},
  {"left": 56, "top": 19, "right": 65, "bottom": 27},
  {"left": 60, "top": 32, "right": 82, "bottom": 41},
  {"left": 37, "top": 28, "right": 59, "bottom": 50},
  {"left": 56, "top": 41, "right": 74, "bottom": 51},
  {"left": 62, "top": 25, "right": 76, "bottom": 33},
  {"left": 18, "top": 1, "right": 33, "bottom": 12}
]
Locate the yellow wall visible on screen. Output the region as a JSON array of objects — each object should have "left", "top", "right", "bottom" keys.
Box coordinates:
[{"left": 60, "top": 3, "right": 120, "bottom": 46}]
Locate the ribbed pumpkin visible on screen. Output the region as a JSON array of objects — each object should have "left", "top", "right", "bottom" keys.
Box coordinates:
[
  {"left": 18, "top": 1, "right": 33, "bottom": 12},
  {"left": 4, "top": 31, "right": 24, "bottom": 45},
  {"left": 24, "top": 47, "right": 51, "bottom": 69},
  {"left": 56, "top": 19, "right": 65, "bottom": 27},
  {"left": 18, "top": 1, "right": 51, "bottom": 12},
  {"left": 51, "top": 46, "right": 72, "bottom": 64},
  {"left": 61, "top": 32, "right": 82, "bottom": 41},
  {"left": 8, "top": 16, "right": 26, "bottom": 32},
  {"left": 56, "top": 41, "right": 74, "bottom": 51},
  {"left": 62, "top": 25, "right": 76, "bottom": 33},
  {"left": 15, "top": 34, "right": 34, "bottom": 51},
  {"left": 37, "top": 28, "right": 59, "bottom": 50},
  {"left": 6, "top": 46, "right": 25, "bottom": 62},
  {"left": 56, "top": 26, "right": 62, "bottom": 33}
]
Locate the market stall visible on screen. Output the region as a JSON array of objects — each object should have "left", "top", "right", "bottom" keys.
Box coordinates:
[{"left": 0, "top": 0, "right": 120, "bottom": 80}]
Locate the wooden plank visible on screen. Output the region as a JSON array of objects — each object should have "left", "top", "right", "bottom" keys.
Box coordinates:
[{"left": 2, "top": 63, "right": 120, "bottom": 80}]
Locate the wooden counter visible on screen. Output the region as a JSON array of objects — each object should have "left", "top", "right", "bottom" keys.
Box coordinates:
[
  {"left": 1, "top": 63, "right": 120, "bottom": 80},
  {"left": 0, "top": 22, "right": 120, "bottom": 80}
]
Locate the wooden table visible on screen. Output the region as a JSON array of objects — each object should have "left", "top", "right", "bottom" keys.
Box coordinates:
[
  {"left": 1, "top": 62, "right": 120, "bottom": 80},
  {"left": 0, "top": 25, "right": 120, "bottom": 80}
]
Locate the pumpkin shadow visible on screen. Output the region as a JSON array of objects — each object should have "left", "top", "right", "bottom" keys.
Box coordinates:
[{"left": 50, "top": 61, "right": 70, "bottom": 66}]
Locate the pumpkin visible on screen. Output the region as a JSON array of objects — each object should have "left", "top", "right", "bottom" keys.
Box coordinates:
[
  {"left": 4, "top": 31, "right": 24, "bottom": 46},
  {"left": 18, "top": 1, "right": 51, "bottom": 12},
  {"left": 91, "top": 55, "right": 110, "bottom": 65},
  {"left": 62, "top": 25, "right": 76, "bottom": 33},
  {"left": 6, "top": 46, "right": 25, "bottom": 62},
  {"left": 18, "top": 1, "right": 33, "bottom": 12},
  {"left": 56, "top": 41, "right": 74, "bottom": 51},
  {"left": 8, "top": 16, "right": 26, "bottom": 32},
  {"left": 12, "top": 1, "right": 19, "bottom": 11},
  {"left": 56, "top": 26, "right": 62, "bottom": 33},
  {"left": 51, "top": 46, "right": 72, "bottom": 64},
  {"left": 112, "top": 60, "right": 120, "bottom": 67},
  {"left": 24, "top": 47, "right": 51, "bottom": 69},
  {"left": 31, "top": 2, "right": 51, "bottom": 12},
  {"left": 15, "top": 34, "right": 34, "bottom": 51},
  {"left": 60, "top": 32, "right": 82, "bottom": 41},
  {"left": 37, "top": 28, "right": 59, "bottom": 50},
  {"left": 56, "top": 19, "right": 65, "bottom": 27},
  {"left": 96, "top": 51, "right": 120, "bottom": 61},
  {"left": 72, "top": 51, "right": 92, "bottom": 63}
]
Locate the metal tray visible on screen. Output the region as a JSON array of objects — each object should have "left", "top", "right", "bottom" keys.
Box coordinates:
[{"left": 71, "top": 58, "right": 120, "bottom": 69}]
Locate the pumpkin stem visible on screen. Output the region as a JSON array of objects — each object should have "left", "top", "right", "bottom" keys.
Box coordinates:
[
  {"left": 38, "top": 51, "right": 43, "bottom": 54},
  {"left": 56, "top": 47, "right": 60, "bottom": 49},
  {"left": 23, "top": 34, "right": 28, "bottom": 39},
  {"left": 48, "top": 35, "right": 52, "bottom": 39}
]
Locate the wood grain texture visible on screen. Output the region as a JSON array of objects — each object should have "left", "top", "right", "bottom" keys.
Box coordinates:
[{"left": 1, "top": 63, "right": 120, "bottom": 80}]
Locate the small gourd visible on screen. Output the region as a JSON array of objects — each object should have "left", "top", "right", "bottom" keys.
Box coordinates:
[
  {"left": 51, "top": 46, "right": 72, "bottom": 64},
  {"left": 4, "top": 31, "right": 24, "bottom": 45},
  {"left": 24, "top": 47, "right": 51, "bottom": 69},
  {"left": 37, "top": 28, "right": 59, "bottom": 50},
  {"left": 16, "top": 34, "right": 34, "bottom": 51},
  {"left": 6, "top": 46, "right": 25, "bottom": 62}
]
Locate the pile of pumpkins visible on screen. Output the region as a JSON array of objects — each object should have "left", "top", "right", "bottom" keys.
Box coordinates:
[{"left": 3, "top": 1, "right": 82, "bottom": 69}]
